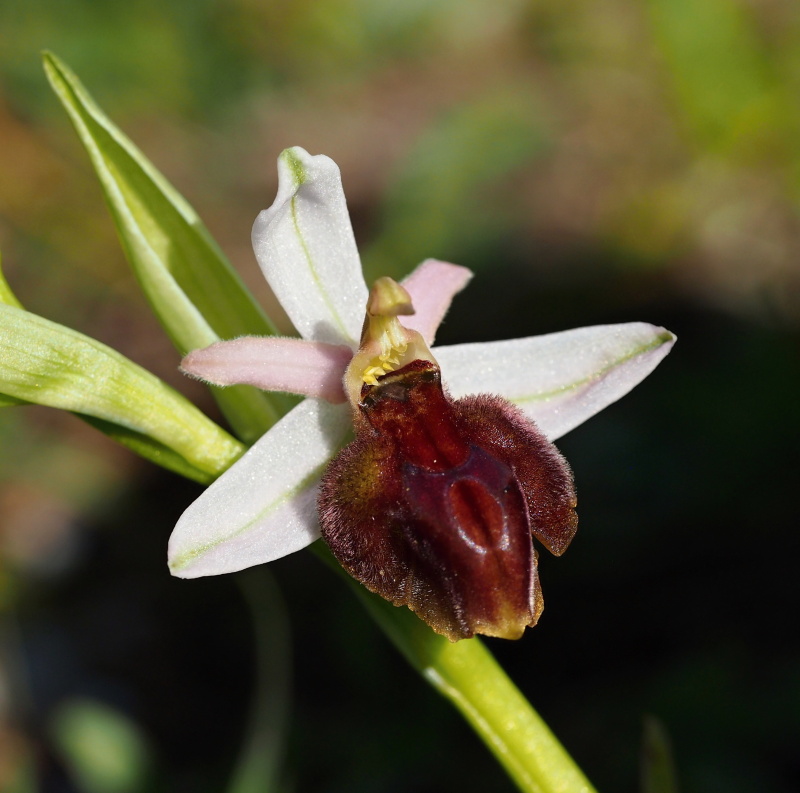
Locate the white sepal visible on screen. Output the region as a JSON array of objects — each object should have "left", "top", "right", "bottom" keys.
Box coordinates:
[
  {"left": 436, "top": 322, "right": 676, "bottom": 441},
  {"left": 251, "top": 147, "right": 368, "bottom": 346},
  {"left": 168, "top": 398, "right": 351, "bottom": 578}
]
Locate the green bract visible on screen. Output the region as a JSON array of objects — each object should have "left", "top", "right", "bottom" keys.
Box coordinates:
[
  {"left": 43, "top": 51, "right": 289, "bottom": 443},
  {"left": 0, "top": 303, "right": 244, "bottom": 483}
]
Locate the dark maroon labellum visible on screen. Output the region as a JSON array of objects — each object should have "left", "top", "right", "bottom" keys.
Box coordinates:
[{"left": 318, "top": 360, "right": 578, "bottom": 641}]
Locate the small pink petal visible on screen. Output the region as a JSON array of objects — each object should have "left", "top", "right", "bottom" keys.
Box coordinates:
[
  {"left": 401, "top": 259, "right": 472, "bottom": 345},
  {"left": 181, "top": 337, "right": 352, "bottom": 403}
]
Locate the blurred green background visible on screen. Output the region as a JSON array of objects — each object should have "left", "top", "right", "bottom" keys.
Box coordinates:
[{"left": 1, "top": 1, "right": 798, "bottom": 791}]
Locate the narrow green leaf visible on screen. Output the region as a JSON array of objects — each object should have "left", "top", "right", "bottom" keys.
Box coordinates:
[
  {"left": 82, "top": 416, "right": 220, "bottom": 484},
  {"left": 1, "top": 258, "right": 29, "bottom": 407},
  {"left": 42, "top": 51, "right": 289, "bottom": 442},
  {"left": 1, "top": 254, "right": 33, "bottom": 408},
  {"left": 2, "top": 255, "right": 222, "bottom": 477},
  {"left": 0, "top": 304, "right": 244, "bottom": 479},
  {"left": 0, "top": 250, "right": 23, "bottom": 309}
]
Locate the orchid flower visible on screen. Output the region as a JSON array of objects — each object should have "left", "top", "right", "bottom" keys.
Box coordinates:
[{"left": 168, "top": 147, "right": 675, "bottom": 638}]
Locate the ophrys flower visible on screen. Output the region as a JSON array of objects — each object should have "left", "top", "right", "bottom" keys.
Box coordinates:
[{"left": 168, "top": 147, "right": 675, "bottom": 640}]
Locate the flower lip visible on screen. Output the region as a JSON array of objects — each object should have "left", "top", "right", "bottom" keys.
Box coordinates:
[{"left": 319, "top": 350, "right": 578, "bottom": 641}]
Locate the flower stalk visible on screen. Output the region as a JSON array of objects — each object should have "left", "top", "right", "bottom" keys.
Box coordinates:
[{"left": 317, "top": 544, "right": 597, "bottom": 793}]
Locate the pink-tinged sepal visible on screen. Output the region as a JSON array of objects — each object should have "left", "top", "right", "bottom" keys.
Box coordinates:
[{"left": 181, "top": 336, "right": 351, "bottom": 402}]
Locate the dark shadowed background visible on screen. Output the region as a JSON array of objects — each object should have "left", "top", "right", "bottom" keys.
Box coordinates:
[{"left": 1, "top": 1, "right": 798, "bottom": 791}]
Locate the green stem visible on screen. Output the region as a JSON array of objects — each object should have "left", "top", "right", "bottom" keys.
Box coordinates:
[{"left": 313, "top": 545, "right": 597, "bottom": 793}]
